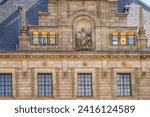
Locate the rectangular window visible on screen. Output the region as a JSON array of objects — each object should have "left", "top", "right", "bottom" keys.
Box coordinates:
[
  {"left": 117, "top": 73, "right": 131, "bottom": 96},
  {"left": 38, "top": 73, "right": 53, "bottom": 96},
  {"left": 78, "top": 73, "right": 92, "bottom": 96},
  {"left": 0, "top": 74, "right": 12, "bottom": 96}
]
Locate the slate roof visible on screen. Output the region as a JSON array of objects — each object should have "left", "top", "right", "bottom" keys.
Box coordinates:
[
  {"left": 0, "top": 0, "right": 150, "bottom": 51},
  {"left": 0, "top": 0, "right": 47, "bottom": 51}
]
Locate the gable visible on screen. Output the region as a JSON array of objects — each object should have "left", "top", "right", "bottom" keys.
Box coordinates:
[{"left": 0, "top": 0, "right": 150, "bottom": 51}]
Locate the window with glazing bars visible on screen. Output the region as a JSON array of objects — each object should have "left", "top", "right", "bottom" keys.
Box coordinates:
[
  {"left": 78, "top": 73, "right": 92, "bottom": 96},
  {"left": 38, "top": 73, "right": 53, "bottom": 96},
  {"left": 0, "top": 74, "right": 12, "bottom": 96},
  {"left": 117, "top": 73, "right": 131, "bottom": 96}
]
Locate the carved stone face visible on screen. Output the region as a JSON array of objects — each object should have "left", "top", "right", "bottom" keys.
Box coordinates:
[{"left": 81, "top": 27, "right": 85, "bottom": 32}]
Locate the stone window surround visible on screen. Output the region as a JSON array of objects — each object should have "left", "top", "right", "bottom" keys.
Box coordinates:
[
  {"left": 77, "top": 73, "right": 93, "bottom": 96},
  {"left": 72, "top": 14, "right": 96, "bottom": 49},
  {"left": 34, "top": 68, "right": 56, "bottom": 99},
  {"left": 74, "top": 68, "right": 96, "bottom": 99},
  {"left": 113, "top": 68, "right": 136, "bottom": 100},
  {"left": 38, "top": 73, "right": 53, "bottom": 97},
  {"left": 0, "top": 69, "right": 16, "bottom": 99},
  {"left": 117, "top": 73, "right": 131, "bottom": 96}
]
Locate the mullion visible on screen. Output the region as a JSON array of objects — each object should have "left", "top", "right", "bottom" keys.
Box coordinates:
[
  {"left": 84, "top": 76, "right": 91, "bottom": 96},
  {"left": 123, "top": 75, "right": 125, "bottom": 96},
  {"left": 44, "top": 77, "right": 46, "bottom": 96},
  {"left": 129, "top": 76, "right": 131, "bottom": 95},
  {"left": 4, "top": 75, "right": 6, "bottom": 96},
  {"left": 44, "top": 76, "right": 52, "bottom": 96},
  {"left": 4, "top": 75, "right": 7, "bottom": 96},
  {"left": 124, "top": 74, "right": 130, "bottom": 96},
  {"left": 84, "top": 77, "right": 86, "bottom": 96}
]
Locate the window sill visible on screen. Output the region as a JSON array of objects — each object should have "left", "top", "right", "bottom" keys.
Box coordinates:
[
  {"left": 115, "top": 95, "right": 136, "bottom": 100},
  {"left": 76, "top": 96, "right": 94, "bottom": 99},
  {"left": 35, "top": 96, "right": 54, "bottom": 99},
  {"left": 0, "top": 96, "right": 15, "bottom": 100}
]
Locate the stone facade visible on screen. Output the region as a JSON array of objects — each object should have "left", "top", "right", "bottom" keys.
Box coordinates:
[
  {"left": 0, "top": 52, "right": 150, "bottom": 100},
  {"left": 0, "top": 0, "right": 150, "bottom": 100},
  {"left": 20, "top": 0, "right": 147, "bottom": 51}
]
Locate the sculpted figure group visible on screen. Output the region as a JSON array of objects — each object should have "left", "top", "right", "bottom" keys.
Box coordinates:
[{"left": 75, "top": 27, "right": 92, "bottom": 49}]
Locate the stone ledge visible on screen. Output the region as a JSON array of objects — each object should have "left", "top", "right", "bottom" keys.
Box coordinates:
[
  {"left": 0, "top": 53, "right": 148, "bottom": 60},
  {"left": 38, "top": 12, "right": 50, "bottom": 16}
]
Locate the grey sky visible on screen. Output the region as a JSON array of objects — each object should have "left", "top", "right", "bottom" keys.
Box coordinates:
[{"left": 141, "top": 0, "right": 150, "bottom": 5}]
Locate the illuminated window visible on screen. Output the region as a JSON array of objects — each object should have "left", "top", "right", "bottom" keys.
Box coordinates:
[
  {"left": 78, "top": 73, "right": 92, "bottom": 96},
  {"left": 0, "top": 74, "right": 12, "bottom": 96},
  {"left": 117, "top": 73, "right": 131, "bottom": 96},
  {"left": 38, "top": 73, "right": 53, "bottom": 96}
]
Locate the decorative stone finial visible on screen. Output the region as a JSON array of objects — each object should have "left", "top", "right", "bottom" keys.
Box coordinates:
[
  {"left": 139, "top": 6, "right": 144, "bottom": 30},
  {"left": 138, "top": 6, "right": 148, "bottom": 51},
  {"left": 138, "top": 6, "right": 147, "bottom": 39},
  {"left": 19, "top": 4, "right": 26, "bottom": 31},
  {"left": 18, "top": 4, "right": 29, "bottom": 51}
]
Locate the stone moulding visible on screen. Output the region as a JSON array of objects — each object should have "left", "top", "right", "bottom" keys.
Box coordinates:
[{"left": 0, "top": 52, "right": 149, "bottom": 60}]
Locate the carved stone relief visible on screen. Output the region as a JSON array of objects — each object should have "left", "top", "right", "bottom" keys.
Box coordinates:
[
  {"left": 70, "top": 1, "right": 97, "bottom": 15},
  {"left": 73, "top": 18, "right": 94, "bottom": 50},
  {"left": 75, "top": 27, "right": 92, "bottom": 49}
]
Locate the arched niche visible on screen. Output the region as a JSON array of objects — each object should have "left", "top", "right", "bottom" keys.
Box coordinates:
[{"left": 72, "top": 15, "right": 95, "bottom": 50}]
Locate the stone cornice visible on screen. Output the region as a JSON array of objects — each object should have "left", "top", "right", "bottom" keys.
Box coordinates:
[
  {"left": 28, "top": 25, "right": 59, "bottom": 29},
  {"left": 109, "top": 26, "right": 138, "bottom": 29},
  {"left": 0, "top": 52, "right": 149, "bottom": 60},
  {"left": 116, "top": 13, "right": 128, "bottom": 17},
  {"left": 38, "top": 12, "right": 50, "bottom": 16}
]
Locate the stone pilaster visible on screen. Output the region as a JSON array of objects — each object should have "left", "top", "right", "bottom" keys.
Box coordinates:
[
  {"left": 18, "top": 5, "right": 30, "bottom": 51},
  {"left": 138, "top": 6, "right": 148, "bottom": 51}
]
